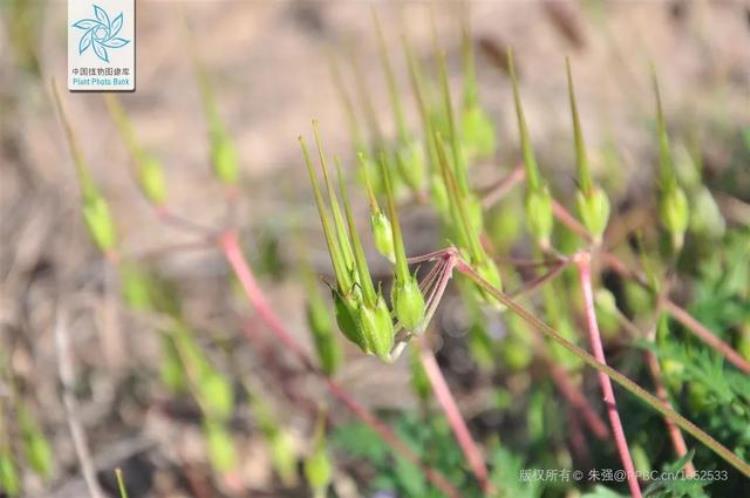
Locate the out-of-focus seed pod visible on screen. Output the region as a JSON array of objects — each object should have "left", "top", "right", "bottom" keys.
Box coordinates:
[
  {"left": 52, "top": 83, "right": 119, "bottom": 254},
  {"left": 524, "top": 186, "right": 553, "bottom": 249},
  {"left": 197, "top": 370, "right": 234, "bottom": 422},
  {"left": 137, "top": 155, "right": 167, "bottom": 205},
  {"left": 304, "top": 413, "right": 332, "bottom": 498},
  {"left": 594, "top": 288, "right": 619, "bottom": 340},
  {"left": 656, "top": 314, "right": 683, "bottom": 393},
  {"left": 392, "top": 274, "right": 426, "bottom": 332},
  {"left": 19, "top": 405, "right": 53, "bottom": 479},
  {"left": 0, "top": 451, "right": 20, "bottom": 497},
  {"left": 82, "top": 194, "right": 117, "bottom": 252},
  {"left": 501, "top": 336, "right": 533, "bottom": 372},
  {"left": 394, "top": 136, "right": 426, "bottom": 193},
  {"left": 429, "top": 174, "right": 450, "bottom": 217},
  {"left": 371, "top": 211, "right": 395, "bottom": 264},
  {"left": 203, "top": 420, "right": 236, "bottom": 474},
  {"left": 659, "top": 185, "right": 689, "bottom": 251},
  {"left": 270, "top": 430, "right": 298, "bottom": 487},
  {"left": 160, "top": 335, "right": 187, "bottom": 393},
  {"left": 358, "top": 296, "right": 394, "bottom": 362},
  {"left": 306, "top": 281, "right": 341, "bottom": 376},
  {"left": 211, "top": 132, "right": 239, "bottom": 186},
  {"left": 576, "top": 187, "right": 610, "bottom": 244},
  {"left": 460, "top": 12, "right": 496, "bottom": 161},
  {"left": 461, "top": 105, "right": 496, "bottom": 161},
  {"left": 119, "top": 263, "right": 153, "bottom": 311},
  {"left": 653, "top": 73, "right": 689, "bottom": 252},
  {"left": 689, "top": 186, "right": 725, "bottom": 240},
  {"left": 105, "top": 95, "right": 167, "bottom": 205}
]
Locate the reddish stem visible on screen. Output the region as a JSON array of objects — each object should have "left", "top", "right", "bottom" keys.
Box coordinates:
[
  {"left": 661, "top": 299, "right": 750, "bottom": 375},
  {"left": 575, "top": 252, "right": 642, "bottom": 498},
  {"left": 218, "top": 230, "right": 461, "bottom": 498},
  {"left": 644, "top": 350, "right": 696, "bottom": 476},
  {"left": 417, "top": 340, "right": 492, "bottom": 494}
]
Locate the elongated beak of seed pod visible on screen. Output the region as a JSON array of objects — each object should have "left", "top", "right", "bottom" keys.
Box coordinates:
[{"left": 52, "top": 82, "right": 118, "bottom": 253}]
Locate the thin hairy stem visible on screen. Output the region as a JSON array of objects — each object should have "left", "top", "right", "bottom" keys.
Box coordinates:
[{"left": 574, "top": 252, "right": 642, "bottom": 498}]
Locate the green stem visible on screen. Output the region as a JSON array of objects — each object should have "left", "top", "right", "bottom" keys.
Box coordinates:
[{"left": 380, "top": 153, "right": 409, "bottom": 282}]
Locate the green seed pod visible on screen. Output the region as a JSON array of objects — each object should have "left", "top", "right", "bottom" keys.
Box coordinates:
[
  {"left": 689, "top": 186, "right": 725, "bottom": 239},
  {"left": 594, "top": 288, "right": 619, "bottom": 340},
  {"left": 203, "top": 420, "right": 236, "bottom": 474},
  {"left": 395, "top": 137, "right": 426, "bottom": 192},
  {"left": 160, "top": 335, "right": 187, "bottom": 393},
  {"left": 270, "top": 430, "right": 298, "bottom": 487},
  {"left": 197, "top": 370, "right": 234, "bottom": 422},
  {"left": 461, "top": 104, "right": 496, "bottom": 160},
  {"left": 0, "top": 452, "right": 19, "bottom": 497},
  {"left": 19, "top": 406, "right": 53, "bottom": 479},
  {"left": 501, "top": 336, "right": 533, "bottom": 372},
  {"left": 211, "top": 133, "right": 239, "bottom": 185},
  {"left": 306, "top": 295, "right": 341, "bottom": 377},
  {"left": 370, "top": 211, "right": 395, "bottom": 264},
  {"left": 82, "top": 194, "right": 117, "bottom": 252},
  {"left": 524, "top": 186, "right": 553, "bottom": 249},
  {"left": 659, "top": 185, "right": 689, "bottom": 251},
  {"left": 429, "top": 174, "right": 450, "bottom": 218},
  {"left": 576, "top": 186, "right": 610, "bottom": 244},
  {"left": 304, "top": 416, "right": 332, "bottom": 498},
  {"left": 137, "top": 155, "right": 167, "bottom": 205},
  {"left": 333, "top": 291, "right": 366, "bottom": 351},
  {"left": 391, "top": 274, "right": 426, "bottom": 332},
  {"left": 357, "top": 296, "right": 394, "bottom": 362}
]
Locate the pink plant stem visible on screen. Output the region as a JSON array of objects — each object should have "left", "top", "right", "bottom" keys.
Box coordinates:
[
  {"left": 218, "top": 230, "right": 461, "bottom": 498},
  {"left": 417, "top": 340, "right": 492, "bottom": 495},
  {"left": 575, "top": 252, "right": 642, "bottom": 498},
  {"left": 644, "top": 350, "right": 696, "bottom": 476}
]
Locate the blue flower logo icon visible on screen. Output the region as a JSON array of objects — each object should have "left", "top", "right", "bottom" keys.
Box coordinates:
[{"left": 72, "top": 5, "right": 129, "bottom": 63}]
